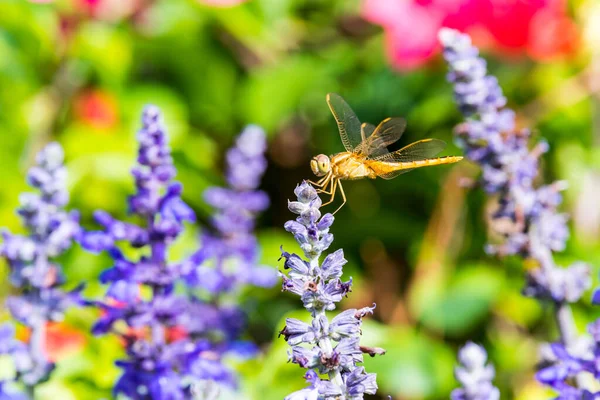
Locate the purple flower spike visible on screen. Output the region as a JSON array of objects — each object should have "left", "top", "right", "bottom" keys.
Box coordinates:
[
  {"left": 440, "top": 29, "right": 596, "bottom": 398},
  {"left": 439, "top": 30, "right": 588, "bottom": 303},
  {"left": 226, "top": 124, "right": 268, "bottom": 191},
  {"left": 0, "top": 142, "right": 81, "bottom": 396},
  {"left": 281, "top": 181, "right": 383, "bottom": 399},
  {"left": 451, "top": 342, "right": 500, "bottom": 400},
  {"left": 79, "top": 108, "right": 269, "bottom": 398},
  {"left": 186, "top": 125, "right": 276, "bottom": 293}
]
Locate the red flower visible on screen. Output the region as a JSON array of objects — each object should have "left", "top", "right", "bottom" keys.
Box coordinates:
[
  {"left": 44, "top": 323, "right": 87, "bottom": 362},
  {"left": 73, "top": 89, "right": 118, "bottom": 131},
  {"left": 166, "top": 326, "right": 188, "bottom": 342},
  {"left": 19, "top": 323, "right": 86, "bottom": 363},
  {"left": 525, "top": 4, "right": 579, "bottom": 60},
  {"left": 362, "top": 0, "right": 579, "bottom": 70},
  {"left": 101, "top": 300, "right": 189, "bottom": 345}
]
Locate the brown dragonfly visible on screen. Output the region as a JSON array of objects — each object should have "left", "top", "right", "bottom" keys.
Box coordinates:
[{"left": 309, "top": 93, "right": 463, "bottom": 213}]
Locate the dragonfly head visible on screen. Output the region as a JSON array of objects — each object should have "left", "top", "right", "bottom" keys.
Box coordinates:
[{"left": 311, "top": 154, "right": 331, "bottom": 177}]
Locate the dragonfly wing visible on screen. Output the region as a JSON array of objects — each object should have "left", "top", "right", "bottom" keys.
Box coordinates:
[
  {"left": 361, "top": 122, "right": 376, "bottom": 142},
  {"left": 375, "top": 138, "right": 446, "bottom": 162},
  {"left": 377, "top": 168, "right": 416, "bottom": 180},
  {"left": 326, "top": 93, "right": 363, "bottom": 152},
  {"left": 357, "top": 117, "right": 407, "bottom": 158},
  {"left": 373, "top": 138, "right": 447, "bottom": 180}
]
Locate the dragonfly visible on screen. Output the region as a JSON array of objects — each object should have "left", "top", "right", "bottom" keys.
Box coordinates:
[{"left": 309, "top": 93, "right": 463, "bottom": 214}]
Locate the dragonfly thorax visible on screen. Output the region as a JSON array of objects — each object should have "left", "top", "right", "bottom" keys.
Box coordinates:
[{"left": 311, "top": 154, "right": 331, "bottom": 177}]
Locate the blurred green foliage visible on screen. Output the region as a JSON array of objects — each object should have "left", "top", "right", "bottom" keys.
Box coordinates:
[{"left": 0, "top": 0, "right": 597, "bottom": 399}]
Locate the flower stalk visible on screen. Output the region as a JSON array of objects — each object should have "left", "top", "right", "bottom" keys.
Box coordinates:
[
  {"left": 280, "top": 181, "right": 384, "bottom": 399},
  {"left": 80, "top": 107, "right": 274, "bottom": 398},
  {"left": 440, "top": 28, "right": 593, "bottom": 397},
  {"left": 0, "top": 143, "right": 81, "bottom": 398},
  {"left": 451, "top": 342, "right": 499, "bottom": 400}
]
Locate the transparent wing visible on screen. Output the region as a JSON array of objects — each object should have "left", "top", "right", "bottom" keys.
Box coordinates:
[
  {"left": 376, "top": 169, "right": 415, "bottom": 179},
  {"left": 374, "top": 138, "right": 447, "bottom": 180},
  {"left": 361, "top": 122, "right": 376, "bottom": 142},
  {"left": 356, "top": 117, "right": 407, "bottom": 158},
  {"left": 326, "top": 93, "right": 363, "bottom": 153},
  {"left": 376, "top": 138, "right": 446, "bottom": 162}
]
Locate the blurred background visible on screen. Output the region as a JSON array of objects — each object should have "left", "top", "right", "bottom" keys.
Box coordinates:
[{"left": 0, "top": 0, "right": 599, "bottom": 398}]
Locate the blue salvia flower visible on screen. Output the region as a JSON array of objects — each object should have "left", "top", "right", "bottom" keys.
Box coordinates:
[
  {"left": 80, "top": 108, "right": 271, "bottom": 398},
  {"left": 280, "top": 182, "right": 384, "bottom": 400},
  {"left": 451, "top": 342, "right": 499, "bottom": 400},
  {"left": 0, "top": 324, "right": 33, "bottom": 400},
  {"left": 184, "top": 125, "right": 276, "bottom": 293},
  {"left": 439, "top": 28, "right": 593, "bottom": 397},
  {"left": 533, "top": 292, "right": 600, "bottom": 398},
  {"left": 0, "top": 143, "right": 81, "bottom": 398},
  {"left": 178, "top": 124, "right": 275, "bottom": 388},
  {"left": 80, "top": 106, "right": 239, "bottom": 399},
  {"left": 80, "top": 105, "right": 194, "bottom": 399},
  {"left": 438, "top": 28, "right": 590, "bottom": 304}
]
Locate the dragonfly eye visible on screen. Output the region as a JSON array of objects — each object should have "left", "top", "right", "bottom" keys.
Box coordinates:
[{"left": 311, "top": 154, "right": 330, "bottom": 176}]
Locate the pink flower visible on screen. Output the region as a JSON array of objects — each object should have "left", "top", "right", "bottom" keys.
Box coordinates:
[
  {"left": 198, "top": 0, "right": 247, "bottom": 7},
  {"left": 362, "top": 0, "right": 579, "bottom": 70},
  {"left": 363, "top": 0, "right": 483, "bottom": 69},
  {"left": 75, "top": 0, "right": 140, "bottom": 21},
  {"left": 364, "top": 0, "right": 445, "bottom": 69},
  {"left": 527, "top": 7, "right": 579, "bottom": 60}
]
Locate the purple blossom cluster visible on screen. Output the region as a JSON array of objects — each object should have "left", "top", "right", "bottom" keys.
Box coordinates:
[
  {"left": 451, "top": 342, "right": 499, "bottom": 400},
  {"left": 439, "top": 28, "right": 595, "bottom": 398},
  {"left": 531, "top": 281, "right": 600, "bottom": 398},
  {"left": 0, "top": 143, "right": 81, "bottom": 397},
  {"left": 535, "top": 331, "right": 600, "bottom": 399},
  {"left": 183, "top": 124, "right": 276, "bottom": 294},
  {"left": 279, "top": 182, "right": 384, "bottom": 399},
  {"left": 79, "top": 107, "right": 272, "bottom": 399},
  {"left": 0, "top": 325, "right": 28, "bottom": 400},
  {"left": 438, "top": 28, "right": 590, "bottom": 305}
]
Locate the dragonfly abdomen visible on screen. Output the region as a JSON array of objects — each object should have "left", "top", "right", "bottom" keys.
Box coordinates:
[
  {"left": 399, "top": 155, "right": 463, "bottom": 169},
  {"left": 370, "top": 155, "right": 464, "bottom": 174}
]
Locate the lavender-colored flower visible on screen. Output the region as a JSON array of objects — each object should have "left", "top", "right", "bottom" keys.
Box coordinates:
[
  {"left": 439, "top": 29, "right": 574, "bottom": 266},
  {"left": 280, "top": 182, "right": 384, "bottom": 400},
  {"left": 439, "top": 28, "right": 592, "bottom": 307},
  {"left": 523, "top": 261, "right": 591, "bottom": 304},
  {"left": 182, "top": 124, "right": 274, "bottom": 384},
  {"left": 533, "top": 320, "right": 600, "bottom": 399},
  {"left": 80, "top": 106, "right": 262, "bottom": 398},
  {"left": 0, "top": 143, "right": 80, "bottom": 397},
  {"left": 184, "top": 125, "right": 275, "bottom": 294},
  {"left": 537, "top": 274, "right": 600, "bottom": 399},
  {"left": 440, "top": 28, "right": 593, "bottom": 398},
  {"left": 451, "top": 342, "right": 500, "bottom": 400},
  {"left": 0, "top": 324, "right": 34, "bottom": 399}
]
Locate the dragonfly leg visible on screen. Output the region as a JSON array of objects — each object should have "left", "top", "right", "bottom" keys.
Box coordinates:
[
  {"left": 307, "top": 174, "right": 330, "bottom": 188},
  {"left": 331, "top": 181, "right": 347, "bottom": 215},
  {"left": 317, "top": 175, "right": 336, "bottom": 195},
  {"left": 315, "top": 174, "right": 333, "bottom": 193},
  {"left": 321, "top": 178, "right": 338, "bottom": 207}
]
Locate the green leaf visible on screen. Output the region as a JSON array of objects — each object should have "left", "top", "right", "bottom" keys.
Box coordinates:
[
  {"left": 368, "top": 324, "right": 455, "bottom": 398},
  {"left": 417, "top": 264, "right": 503, "bottom": 336},
  {"left": 239, "top": 56, "right": 333, "bottom": 131}
]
